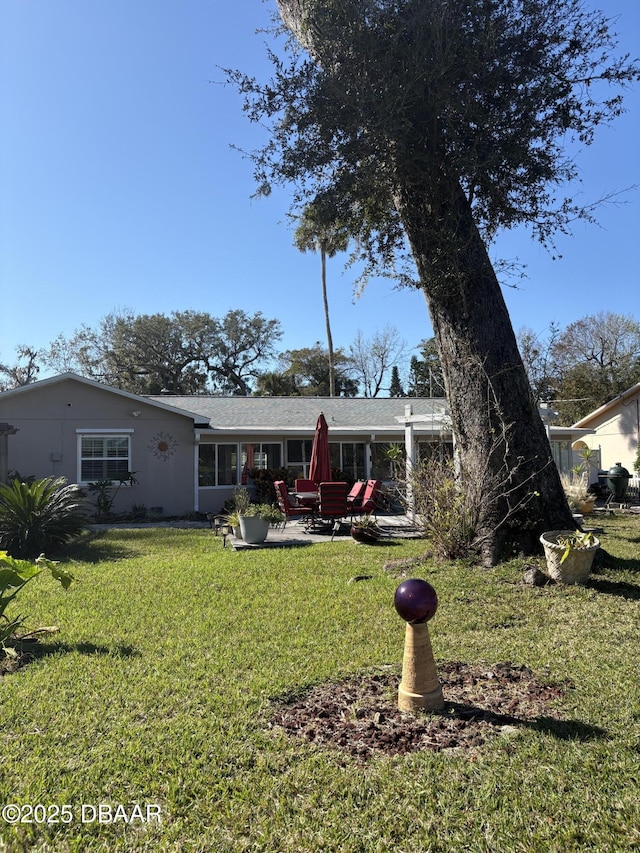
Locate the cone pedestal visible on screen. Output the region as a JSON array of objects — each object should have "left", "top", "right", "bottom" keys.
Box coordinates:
[{"left": 398, "top": 621, "right": 444, "bottom": 712}]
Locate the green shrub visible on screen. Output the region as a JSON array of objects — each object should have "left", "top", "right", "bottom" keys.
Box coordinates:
[
  {"left": 0, "top": 477, "right": 90, "bottom": 559},
  {"left": 87, "top": 471, "right": 138, "bottom": 519},
  {"left": 0, "top": 551, "right": 74, "bottom": 650},
  {"left": 411, "top": 457, "right": 477, "bottom": 559}
]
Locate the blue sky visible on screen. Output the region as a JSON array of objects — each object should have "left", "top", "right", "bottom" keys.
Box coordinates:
[{"left": 1, "top": 0, "right": 639, "bottom": 384}]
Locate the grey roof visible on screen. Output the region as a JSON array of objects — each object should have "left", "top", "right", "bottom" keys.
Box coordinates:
[{"left": 146, "top": 395, "right": 450, "bottom": 433}]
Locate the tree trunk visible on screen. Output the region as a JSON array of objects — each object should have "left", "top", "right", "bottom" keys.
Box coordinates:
[
  {"left": 394, "top": 175, "right": 574, "bottom": 565},
  {"left": 321, "top": 247, "right": 336, "bottom": 397}
]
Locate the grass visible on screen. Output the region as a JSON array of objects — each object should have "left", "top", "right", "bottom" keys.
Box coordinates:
[{"left": 0, "top": 516, "right": 639, "bottom": 852}]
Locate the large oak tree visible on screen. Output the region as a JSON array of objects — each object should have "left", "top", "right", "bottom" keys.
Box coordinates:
[
  {"left": 228, "top": 0, "right": 638, "bottom": 563},
  {"left": 45, "top": 308, "right": 282, "bottom": 395}
]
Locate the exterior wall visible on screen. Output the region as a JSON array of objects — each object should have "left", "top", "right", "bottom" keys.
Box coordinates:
[
  {"left": 0, "top": 379, "right": 196, "bottom": 517},
  {"left": 579, "top": 393, "right": 640, "bottom": 474}
]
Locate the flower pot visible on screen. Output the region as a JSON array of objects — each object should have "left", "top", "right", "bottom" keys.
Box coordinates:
[
  {"left": 540, "top": 530, "right": 600, "bottom": 584},
  {"left": 577, "top": 497, "right": 596, "bottom": 514},
  {"left": 350, "top": 525, "right": 381, "bottom": 544},
  {"left": 238, "top": 515, "right": 270, "bottom": 545}
]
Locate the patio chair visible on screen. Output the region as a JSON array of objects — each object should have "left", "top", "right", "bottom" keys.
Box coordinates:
[
  {"left": 293, "top": 478, "right": 319, "bottom": 507},
  {"left": 317, "top": 481, "right": 349, "bottom": 540},
  {"left": 294, "top": 478, "right": 318, "bottom": 493},
  {"left": 350, "top": 479, "right": 382, "bottom": 520},
  {"left": 274, "top": 480, "right": 315, "bottom": 527},
  {"left": 346, "top": 480, "right": 366, "bottom": 510}
]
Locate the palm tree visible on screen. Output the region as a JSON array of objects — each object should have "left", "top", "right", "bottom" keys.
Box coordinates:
[{"left": 293, "top": 203, "right": 350, "bottom": 397}]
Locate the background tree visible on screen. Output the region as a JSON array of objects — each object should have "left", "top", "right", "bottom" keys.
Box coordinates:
[
  {"left": 252, "top": 370, "right": 300, "bottom": 396},
  {"left": 293, "top": 202, "right": 350, "bottom": 396},
  {"left": 206, "top": 309, "right": 283, "bottom": 395},
  {"left": 407, "top": 339, "right": 446, "bottom": 397},
  {"left": 228, "top": 0, "right": 639, "bottom": 563},
  {"left": 45, "top": 308, "right": 282, "bottom": 395},
  {"left": 518, "top": 313, "right": 640, "bottom": 422},
  {"left": 275, "top": 344, "right": 358, "bottom": 396},
  {"left": 349, "top": 325, "right": 406, "bottom": 397},
  {"left": 551, "top": 312, "right": 640, "bottom": 422},
  {"left": 517, "top": 323, "right": 562, "bottom": 406},
  {"left": 389, "top": 365, "right": 405, "bottom": 398},
  {"left": 0, "top": 346, "right": 43, "bottom": 390}
]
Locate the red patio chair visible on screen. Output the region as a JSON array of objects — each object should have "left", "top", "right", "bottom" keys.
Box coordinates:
[
  {"left": 346, "top": 480, "right": 366, "bottom": 509},
  {"left": 350, "top": 479, "right": 382, "bottom": 520},
  {"left": 293, "top": 478, "right": 319, "bottom": 507},
  {"left": 317, "top": 481, "right": 349, "bottom": 540},
  {"left": 274, "top": 480, "right": 315, "bottom": 527}
]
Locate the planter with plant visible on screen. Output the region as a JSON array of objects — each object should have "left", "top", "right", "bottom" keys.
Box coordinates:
[
  {"left": 226, "top": 488, "right": 252, "bottom": 539},
  {"left": 238, "top": 504, "right": 284, "bottom": 545},
  {"left": 539, "top": 529, "right": 600, "bottom": 584},
  {"left": 561, "top": 472, "right": 596, "bottom": 515},
  {"left": 350, "top": 514, "right": 382, "bottom": 544},
  {"left": 226, "top": 511, "right": 242, "bottom": 538}
]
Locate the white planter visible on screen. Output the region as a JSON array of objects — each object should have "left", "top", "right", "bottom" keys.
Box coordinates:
[
  {"left": 238, "top": 515, "right": 270, "bottom": 545},
  {"left": 540, "top": 530, "right": 600, "bottom": 584}
]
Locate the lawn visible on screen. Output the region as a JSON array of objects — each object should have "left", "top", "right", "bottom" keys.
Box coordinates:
[{"left": 0, "top": 517, "right": 639, "bottom": 852}]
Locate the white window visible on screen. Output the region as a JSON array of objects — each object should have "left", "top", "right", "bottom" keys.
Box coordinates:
[
  {"left": 78, "top": 433, "right": 132, "bottom": 483},
  {"left": 198, "top": 444, "right": 238, "bottom": 487}
]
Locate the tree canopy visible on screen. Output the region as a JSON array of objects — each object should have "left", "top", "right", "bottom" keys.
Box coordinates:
[
  {"left": 228, "top": 0, "right": 639, "bottom": 563},
  {"left": 519, "top": 312, "right": 640, "bottom": 422},
  {"left": 44, "top": 309, "right": 282, "bottom": 395},
  {"left": 232, "top": 0, "right": 638, "bottom": 273},
  {"left": 256, "top": 344, "right": 358, "bottom": 396}
]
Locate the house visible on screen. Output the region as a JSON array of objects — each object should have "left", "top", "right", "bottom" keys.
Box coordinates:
[
  {"left": 0, "top": 373, "right": 593, "bottom": 517},
  {"left": 571, "top": 382, "right": 640, "bottom": 483}
]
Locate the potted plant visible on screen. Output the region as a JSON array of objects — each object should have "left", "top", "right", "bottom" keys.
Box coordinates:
[
  {"left": 560, "top": 472, "right": 596, "bottom": 515},
  {"left": 225, "top": 488, "right": 252, "bottom": 539},
  {"left": 226, "top": 510, "right": 242, "bottom": 539},
  {"left": 350, "top": 514, "right": 382, "bottom": 544},
  {"left": 238, "top": 504, "right": 284, "bottom": 545},
  {"left": 539, "top": 529, "right": 600, "bottom": 584}
]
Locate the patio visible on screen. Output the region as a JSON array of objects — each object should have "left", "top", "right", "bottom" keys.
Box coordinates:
[{"left": 228, "top": 512, "right": 422, "bottom": 549}]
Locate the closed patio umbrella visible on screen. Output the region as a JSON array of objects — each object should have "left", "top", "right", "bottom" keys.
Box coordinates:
[{"left": 309, "top": 412, "right": 331, "bottom": 485}]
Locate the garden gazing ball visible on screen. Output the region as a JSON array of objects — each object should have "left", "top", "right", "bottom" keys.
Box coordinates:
[{"left": 394, "top": 579, "right": 438, "bottom": 624}]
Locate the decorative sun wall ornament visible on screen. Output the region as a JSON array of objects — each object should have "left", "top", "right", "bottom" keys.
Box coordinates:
[{"left": 149, "top": 432, "right": 178, "bottom": 461}]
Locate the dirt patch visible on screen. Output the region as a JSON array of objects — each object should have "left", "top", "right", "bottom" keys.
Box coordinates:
[
  {"left": 269, "top": 662, "right": 571, "bottom": 762},
  {"left": 0, "top": 648, "right": 34, "bottom": 676}
]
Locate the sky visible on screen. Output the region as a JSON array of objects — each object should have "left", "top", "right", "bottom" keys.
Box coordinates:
[{"left": 1, "top": 0, "right": 639, "bottom": 385}]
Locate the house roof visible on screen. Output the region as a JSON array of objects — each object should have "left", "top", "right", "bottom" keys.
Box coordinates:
[
  {"left": 572, "top": 382, "right": 640, "bottom": 427},
  {"left": 146, "top": 394, "right": 451, "bottom": 434},
  {"left": 0, "top": 373, "right": 591, "bottom": 442},
  {"left": 0, "top": 372, "right": 208, "bottom": 423}
]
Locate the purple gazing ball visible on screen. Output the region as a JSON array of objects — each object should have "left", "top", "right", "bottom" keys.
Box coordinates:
[{"left": 394, "top": 578, "right": 438, "bottom": 624}]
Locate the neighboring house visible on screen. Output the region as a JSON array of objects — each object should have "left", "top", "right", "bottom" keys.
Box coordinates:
[
  {"left": 572, "top": 382, "right": 640, "bottom": 479},
  {"left": 0, "top": 373, "right": 592, "bottom": 517}
]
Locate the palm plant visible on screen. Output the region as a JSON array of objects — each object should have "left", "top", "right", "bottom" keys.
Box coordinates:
[
  {"left": 293, "top": 202, "right": 350, "bottom": 398},
  {"left": 0, "top": 477, "right": 90, "bottom": 559}
]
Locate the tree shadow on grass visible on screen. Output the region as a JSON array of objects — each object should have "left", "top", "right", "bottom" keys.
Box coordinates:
[
  {"left": 3, "top": 640, "right": 141, "bottom": 676},
  {"left": 16, "top": 640, "right": 140, "bottom": 662},
  {"left": 593, "top": 549, "right": 640, "bottom": 574},
  {"left": 587, "top": 575, "right": 640, "bottom": 600},
  {"left": 55, "top": 531, "right": 140, "bottom": 564},
  {"left": 445, "top": 701, "right": 607, "bottom": 742}
]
